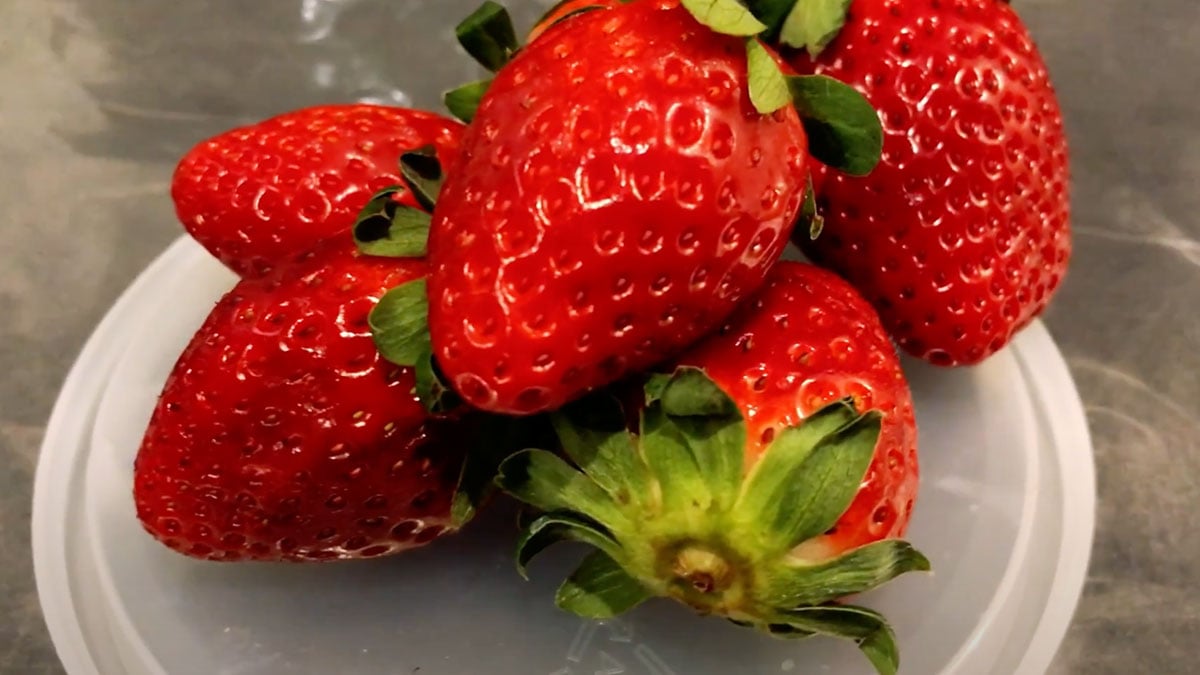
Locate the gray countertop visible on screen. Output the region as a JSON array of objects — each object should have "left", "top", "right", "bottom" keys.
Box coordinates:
[{"left": 2, "top": 0, "right": 1197, "bottom": 672}]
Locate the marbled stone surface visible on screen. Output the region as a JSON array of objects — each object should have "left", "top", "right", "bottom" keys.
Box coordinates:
[{"left": 1, "top": 0, "right": 1197, "bottom": 672}]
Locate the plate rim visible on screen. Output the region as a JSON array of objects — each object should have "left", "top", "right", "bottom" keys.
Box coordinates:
[
  {"left": 1007, "top": 322, "right": 1097, "bottom": 674},
  {"left": 31, "top": 237, "right": 201, "bottom": 675}
]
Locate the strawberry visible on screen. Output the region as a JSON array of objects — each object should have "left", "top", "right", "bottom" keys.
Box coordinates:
[
  {"left": 498, "top": 261, "right": 925, "bottom": 674},
  {"left": 784, "top": 0, "right": 1071, "bottom": 366},
  {"left": 425, "top": 0, "right": 812, "bottom": 415},
  {"left": 133, "top": 237, "right": 502, "bottom": 562},
  {"left": 172, "top": 105, "right": 464, "bottom": 278}
]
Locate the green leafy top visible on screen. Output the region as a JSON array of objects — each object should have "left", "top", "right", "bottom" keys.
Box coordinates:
[
  {"left": 680, "top": 0, "right": 768, "bottom": 36},
  {"left": 352, "top": 187, "right": 432, "bottom": 258},
  {"left": 675, "top": 0, "right": 882, "bottom": 175},
  {"left": 351, "top": 144, "right": 446, "bottom": 260},
  {"left": 681, "top": 0, "right": 850, "bottom": 45},
  {"left": 446, "top": 1, "right": 879, "bottom": 175},
  {"left": 496, "top": 368, "right": 930, "bottom": 675},
  {"left": 351, "top": 147, "right": 453, "bottom": 413},
  {"left": 743, "top": 46, "right": 883, "bottom": 175},
  {"left": 456, "top": 1, "right": 520, "bottom": 72},
  {"left": 780, "top": 0, "right": 854, "bottom": 58}
]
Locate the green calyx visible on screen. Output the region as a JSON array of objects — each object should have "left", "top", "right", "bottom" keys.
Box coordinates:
[
  {"left": 455, "top": 1, "right": 519, "bottom": 72},
  {"left": 799, "top": 172, "right": 825, "bottom": 239},
  {"left": 681, "top": 0, "right": 768, "bottom": 36},
  {"left": 444, "top": 79, "right": 492, "bottom": 123},
  {"left": 451, "top": 414, "right": 552, "bottom": 528},
  {"left": 683, "top": 0, "right": 849, "bottom": 49},
  {"left": 447, "top": 0, "right": 879, "bottom": 175},
  {"left": 679, "top": 0, "right": 882, "bottom": 175},
  {"left": 744, "top": 43, "right": 883, "bottom": 175},
  {"left": 779, "top": 0, "right": 854, "bottom": 58},
  {"left": 352, "top": 187, "right": 431, "bottom": 258},
  {"left": 369, "top": 279, "right": 429, "bottom": 368},
  {"left": 352, "top": 145, "right": 445, "bottom": 259},
  {"left": 496, "top": 367, "right": 929, "bottom": 675},
  {"left": 354, "top": 146, "right": 458, "bottom": 412},
  {"left": 445, "top": 1, "right": 619, "bottom": 122},
  {"left": 368, "top": 282, "right": 464, "bottom": 416}
]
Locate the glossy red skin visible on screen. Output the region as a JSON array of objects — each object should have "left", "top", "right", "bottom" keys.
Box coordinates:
[
  {"left": 527, "top": 0, "right": 621, "bottom": 43},
  {"left": 789, "top": 0, "right": 1071, "bottom": 366},
  {"left": 172, "top": 105, "right": 464, "bottom": 279},
  {"left": 681, "top": 262, "right": 918, "bottom": 555},
  {"left": 134, "top": 239, "right": 473, "bottom": 562},
  {"left": 429, "top": 0, "right": 809, "bottom": 415}
]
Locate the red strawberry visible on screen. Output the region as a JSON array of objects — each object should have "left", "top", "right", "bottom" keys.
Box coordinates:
[
  {"left": 134, "top": 237, "right": 489, "bottom": 562},
  {"left": 498, "top": 261, "right": 924, "bottom": 674},
  {"left": 683, "top": 262, "right": 919, "bottom": 553},
  {"left": 428, "top": 0, "right": 810, "bottom": 415},
  {"left": 786, "top": 0, "right": 1071, "bottom": 366},
  {"left": 172, "top": 105, "right": 464, "bottom": 278}
]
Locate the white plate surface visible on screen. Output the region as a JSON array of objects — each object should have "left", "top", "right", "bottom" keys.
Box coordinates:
[{"left": 35, "top": 238, "right": 1094, "bottom": 675}]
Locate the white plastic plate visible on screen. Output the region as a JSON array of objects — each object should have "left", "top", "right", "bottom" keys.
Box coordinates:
[{"left": 34, "top": 238, "right": 1094, "bottom": 674}]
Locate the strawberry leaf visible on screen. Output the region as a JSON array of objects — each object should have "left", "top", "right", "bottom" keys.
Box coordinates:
[
  {"left": 444, "top": 79, "right": 492, "bottom": 123},
  {"left": 452, "top": 416, "right": 541, "bottom": 528},
  {"left": 746, "top": 39, "right": 791, "bottom": 114},
  {"left": 641, "top": 368, "right": 748, "bottom": 513},
  {"left": 456, "top": 1, "right": 519, "bottom": 72},
  {"left": 353, "top": 188, "right": 431, "bottom": 258},
  {"left": 651, "top": 366, "right": 739, "bottom": 417},
  {"left": 399, "top": 146, "right": 444, "bottom": 212},
  {"left": 733, "top": 399, "right": 864, "bottom": 550},
  {"left": 516, "top": 511, "right": 619, "bottom": 579},
  {"left": 644, "top": 368, "right": 744, "bottom": 508},
  {"left": 681, "top": 0, "right": 768, "bottom": 37},
  {"left": 496, "top": 449, "right": 626, "bottom": 532},
  {"left": 766, "top": 540, "right": 931, "bottom": 607},
  {"left": 765, "top": 623, "right": 817, "bottom": 639},
  {"left": 799, "top": 173, "right": 825, "bottom": 240},
  {"left": 780, "top": 0, "right": 853, "bottom": 59},
  {"left": 552, "top": 394, "right": 649, "bottom": 509},
  {"left": 776, "top": 605, "right": 900, "bottom": 675},
  {"left": 369, "top": 279, "right": 430, "bottom": 367},
  {"left": 414, "top": 348, "right": 461, "bottom": 414},
  {"left": 782, "top": 411, "right": 881, "bottom": 546},
  {"left": 787, "top": 75, "right": 883, "bottom": 176},
  {"left": 669, "top": 411, "right": 745, "bottom": 512},
  {"left": 556, "top": 550, "right": 652, "bottom": 618},
  {"left": 744, "top": 0, "right": 798, "bottom": 37},
  {"left": 640, "top": 404, "right": 714, "bottom": 514}
]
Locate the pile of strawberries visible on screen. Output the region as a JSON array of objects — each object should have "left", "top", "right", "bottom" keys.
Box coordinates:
[{"left": 134, "top": 0, "right": 1069, "bottom": 672}]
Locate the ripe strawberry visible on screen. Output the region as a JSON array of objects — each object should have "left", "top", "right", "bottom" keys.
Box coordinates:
[
  {"left": 172, "top": 105, "right": 464, "bottom": 278},
  {"left": 786, "top": 0, "right": 1071, "bottom": 366},
  {"left": 134, "top": 237, "right": 492, "bottom": 562},
  {"left": 498, "top": 262, "right": 924, "bottom": 674},
  {"left": 427, "top": 0, "right": 810, "bottom": 415}
]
